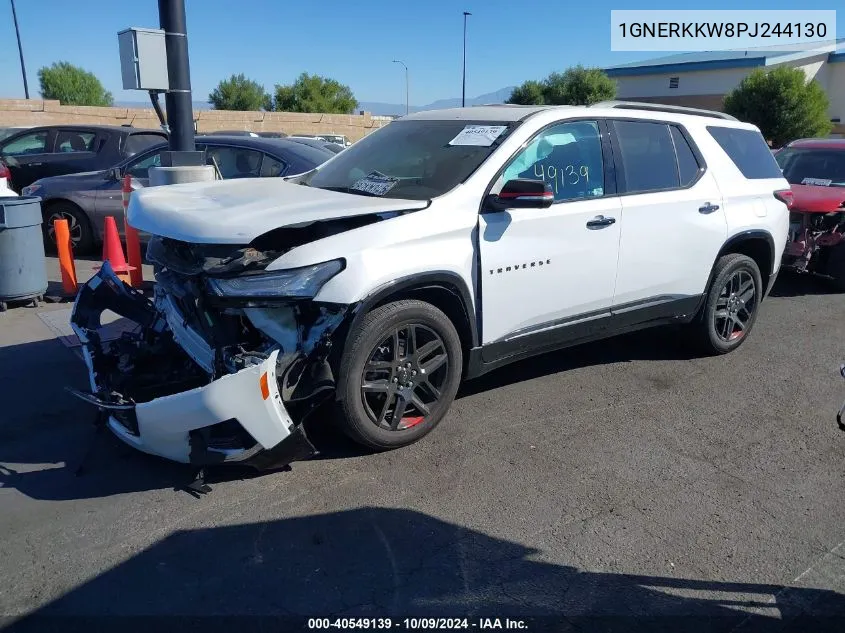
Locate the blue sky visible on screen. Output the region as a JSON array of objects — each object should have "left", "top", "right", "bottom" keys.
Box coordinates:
[{"left": 0, "top": 0, "right": 837, "bottom": 106}]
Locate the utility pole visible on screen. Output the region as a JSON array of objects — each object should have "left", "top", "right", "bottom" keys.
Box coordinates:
[
  {"left": 393, "top": 60, "right": 409, "bottom": 116},
  {"left": 462, "top": 11, "right": 471, "bottom": 107},
  {"left": 10, "top": 0, "right": 29, "bottom": 99},
  {"left": 157, "top": 0, "right": 202, "bottom": 167}
]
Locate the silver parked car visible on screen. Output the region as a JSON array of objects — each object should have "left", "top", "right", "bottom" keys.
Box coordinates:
[{"left": 24, "top": 135, "right": 335, "bottom": 252}]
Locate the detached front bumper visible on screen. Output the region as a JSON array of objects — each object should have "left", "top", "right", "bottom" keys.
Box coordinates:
[{"left": 68, "top": 262, "right": 321, "bottom": 469}]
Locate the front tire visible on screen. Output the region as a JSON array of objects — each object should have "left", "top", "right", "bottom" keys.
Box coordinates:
[
  {"left": 335, "top": 299, "right": 463, "bottom": 450},
  {"left": 694, "top": 253, "right": 763, "bottom": 355},
  {"left": 42, "top": 201, "right": 95, "bottom": 255}
]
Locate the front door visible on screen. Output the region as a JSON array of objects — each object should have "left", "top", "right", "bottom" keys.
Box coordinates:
[
  {"left": 478, "top": 120, "right": 622, "bottom": 358},
  {"left": 0, "top": 129, "right": 54, "bottom": 191}
]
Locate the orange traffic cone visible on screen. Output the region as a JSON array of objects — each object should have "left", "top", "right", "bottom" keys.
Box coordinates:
[{"left": 98, "top": 216, "right": 135, "bottom": 284}]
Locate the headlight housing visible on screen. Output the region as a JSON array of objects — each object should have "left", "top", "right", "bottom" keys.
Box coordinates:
[
  {"left": 206, "top": 259, "right": 344, "bottom": 299},
  {"left": 21, "top": 184, "right": 41, "bottom": 196}
]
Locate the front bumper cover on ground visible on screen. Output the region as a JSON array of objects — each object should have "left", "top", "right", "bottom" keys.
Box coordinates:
[{"left": 68, "top": 262, "right": 324, "bottom": 470}]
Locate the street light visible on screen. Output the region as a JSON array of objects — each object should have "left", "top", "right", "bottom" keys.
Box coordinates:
[
  {"left": 462, "top": 11, "right": 471, "bottom": 107},
  {"left": 392, "top": 60, "right": 409, "bottom": 116},
  {"left": 10, "top": 0, "right": 29, "bottom": 99}
]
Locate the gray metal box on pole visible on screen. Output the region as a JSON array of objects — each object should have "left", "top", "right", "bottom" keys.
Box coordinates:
[{"left": 118, "top": 27, "right": 170, "bottom": 91}]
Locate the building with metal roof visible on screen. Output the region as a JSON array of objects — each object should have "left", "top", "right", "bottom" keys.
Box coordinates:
[{"left": 603, "top": 41, "right": 845, "bottom": 136}]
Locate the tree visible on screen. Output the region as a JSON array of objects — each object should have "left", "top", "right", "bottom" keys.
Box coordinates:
[
  {"left": 507, "top": 66, "right": 616, "bottom": 106},
  {"left": 38, "top": 62, "right": 112, "bottom": 106},
  {"left": 273, "top": 73, "right": 358, "bottom": 114},
  {"left": 209, "top": 73, "right": 271, "bottom": 111},
  {"left": 723, "top": 66, "right": 832, "bottom": 147},
  {"left": 508, "top": 80, "right": 546, "bottom": 105}
]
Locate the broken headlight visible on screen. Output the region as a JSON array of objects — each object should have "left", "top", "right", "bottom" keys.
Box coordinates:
[{"left": 206, "top": 259, "right": 344, "bottom": 299}]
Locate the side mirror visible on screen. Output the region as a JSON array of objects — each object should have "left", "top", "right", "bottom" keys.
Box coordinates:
[
  {"left": 109, "top": 167, "right": 122, "bottom": 181},
  {"left": 486, "top": 178, "right": 554, "bottom": 211}
]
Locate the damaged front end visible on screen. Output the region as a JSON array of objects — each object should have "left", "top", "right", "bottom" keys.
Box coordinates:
[{"left": 68, "top": 236, "right": 350, "bottom": 471}]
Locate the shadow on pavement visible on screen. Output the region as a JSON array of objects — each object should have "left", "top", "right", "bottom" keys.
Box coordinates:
[
  {"left": 768, "top": 270, "right": 842, "bottom": 298},
  {"left": 3, "top": 508, "right": 844, "bottom": 632}
]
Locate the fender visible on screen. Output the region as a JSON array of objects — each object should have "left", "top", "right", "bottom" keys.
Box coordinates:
[
  {"left": 719, "top": 230, "right": 776, "bottom": 274},
  {"left": 333, "top": 271, "right": 480, "bottom": 357}
]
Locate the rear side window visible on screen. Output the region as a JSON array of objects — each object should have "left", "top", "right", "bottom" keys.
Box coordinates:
[
  {"left": 55, "top": 130, "right": 96, "bottom": 153},
  {"left": 707, "top": 126, "right": 782, "bottom": 179},
  {"left": 124, "top": 133, "right": 167, "bottom": 156},
  {"left": 670, "top": 126, "right": 701, "bottom": 187},
  {"left": 613, "top": 120, "right": 680, "bottom": 193}
]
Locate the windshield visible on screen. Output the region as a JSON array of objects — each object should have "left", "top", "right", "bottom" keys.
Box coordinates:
[
  {"left": 776, "top": 148, "right": 845, "bottom": 187},
  {"left": 300, "top": 119, "right": 518, "bottom": 200}
]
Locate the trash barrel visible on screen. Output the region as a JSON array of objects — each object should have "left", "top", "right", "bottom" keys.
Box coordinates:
[{"left": 0, "top": 196, "right": 48, "bottom": 312}]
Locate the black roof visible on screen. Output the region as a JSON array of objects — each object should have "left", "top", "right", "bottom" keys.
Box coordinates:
[{"left": 15, "top": 124, "right": 166, "bottom": 135}]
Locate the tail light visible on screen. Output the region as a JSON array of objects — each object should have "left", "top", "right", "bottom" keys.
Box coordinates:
[
  {"left": 0, "top": 161, "right": 10, "bottom": 181},
  {"left": 774, "top": 189, "right": 794, "bottom": 209}
]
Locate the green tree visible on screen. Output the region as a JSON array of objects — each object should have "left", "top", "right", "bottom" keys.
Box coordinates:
[
  {"left": 507, "top": 66, "right": 616, "bottom": 106},
  {"left": 37, "top": 62, "right": 113, "bottom": 106},
  {"left": 723, "top": 66, "right": 832, "bottom": 147},
  {"left": 273, "top": 73, "right": 358, "bottom": 114},
  {"left": 209, "top": 73, "right": 271, "bottom": 111},
  {"left": 542, "top": 66, "right": 616, "bottom": 105},
  {"left": 508, "top": 80, "right": 546, "bottom": 105}
]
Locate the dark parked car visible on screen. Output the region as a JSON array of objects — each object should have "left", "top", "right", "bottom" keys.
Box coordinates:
[
  {"left": 25, "top": 135, "right": 335, "bottom": 252},
  {"left": 287, "top": 136, "right": 345, "bottom": 154},
  {"left": 0, "top": 125, "right": 167, "bottom": 192}
]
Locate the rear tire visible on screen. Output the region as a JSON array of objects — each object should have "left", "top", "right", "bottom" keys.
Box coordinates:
[
  {"left": 335, "top": 299, "right": 463, "bottom": 450},
  {"left": 42, "top": 201, "right": 95, "bottom": 255},
  {"left": 693, "top": 253, "right": 763, "bottom": 355}
]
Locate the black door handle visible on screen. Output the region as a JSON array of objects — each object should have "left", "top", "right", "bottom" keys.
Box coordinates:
[
  {"left": 586, "top": 215, "right": 616, "bottom": 229},
  {"left": 699, "top": 202, "right": 720, "bottom": 214}
]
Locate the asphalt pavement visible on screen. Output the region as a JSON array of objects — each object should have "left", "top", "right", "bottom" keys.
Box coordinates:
[{"left": 1, "top": 261, "right": 845, "bottom": 632}]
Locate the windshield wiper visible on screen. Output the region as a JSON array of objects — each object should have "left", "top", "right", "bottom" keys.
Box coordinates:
[{"left": 318, "top": 186, "right": 382, "bottom": 197}]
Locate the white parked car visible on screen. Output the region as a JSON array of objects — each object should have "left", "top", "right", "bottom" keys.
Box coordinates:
[
  {"left": 0, "top": 161, "right": 18, "bottom": 196},
  {"left": 69, "top": 102, "right": 790, "bottom": 471}
]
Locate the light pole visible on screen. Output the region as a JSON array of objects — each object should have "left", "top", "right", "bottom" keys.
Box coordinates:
[
  {"left": 10, "top": 0, "right": 29, "bottom": 99},
  {"left": 393, "top": 60, "right": 408, "bottom": 116},
  {"left": 462, "top": 11, "right": 471, "bottom": 107}
]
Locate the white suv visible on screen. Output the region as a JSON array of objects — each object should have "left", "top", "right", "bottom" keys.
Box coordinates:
[{"left": 69, "top": 102, "right": 791, "bottom": 470}]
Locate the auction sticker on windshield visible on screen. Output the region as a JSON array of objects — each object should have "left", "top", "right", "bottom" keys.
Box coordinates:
[
  {"left": 351, "top": 172, "right": 400, "bottom": 196},
  {"left": 448, "top": 125, "right": 508, "bottom": 147}
]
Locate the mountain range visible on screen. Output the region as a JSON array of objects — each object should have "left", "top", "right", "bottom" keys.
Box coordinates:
[{"left": 114, "top": 86, "right": 516, "bottom": 116}]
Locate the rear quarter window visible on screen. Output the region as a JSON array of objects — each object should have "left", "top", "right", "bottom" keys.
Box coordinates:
[
  {"left": 707, "top": 126, "right": 783, "bottom": 179},
  {"left": 124, "top": 133, "right": 168, "bottom": 156}
]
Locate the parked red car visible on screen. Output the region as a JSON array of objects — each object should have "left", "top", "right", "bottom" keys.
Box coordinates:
[{"left": 775, "top": 138, "right": 845, "bottom": 288}]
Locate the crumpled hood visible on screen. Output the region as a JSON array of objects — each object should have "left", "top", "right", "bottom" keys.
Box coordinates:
[
  {"left": 127, "top": 178, "right": 429, "bottom": 244},
  {"left": 790, "top": 184, "right": 845, "bottom": 213}
]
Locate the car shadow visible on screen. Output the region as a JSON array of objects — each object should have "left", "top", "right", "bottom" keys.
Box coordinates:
[
  {"left": 458, "top": 325, "right": 697, "bottom": 399},
  {"left": 4, "top": 508, "right": 843, "bottom": 632},
  {"left": 768, "top": 270, "right": 842, "bottom": 297}
]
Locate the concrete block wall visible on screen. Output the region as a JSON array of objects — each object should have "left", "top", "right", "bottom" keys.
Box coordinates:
[{"left": 0, "top": 99, "right": 392, "bottom": 140}]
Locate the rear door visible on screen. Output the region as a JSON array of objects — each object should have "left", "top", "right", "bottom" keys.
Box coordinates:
[
  {"left": 608, "top": 119, "right": 727, "bottom": 317},
  {"left": 40, "top": 128, "right": 102, "bottom": 178}
]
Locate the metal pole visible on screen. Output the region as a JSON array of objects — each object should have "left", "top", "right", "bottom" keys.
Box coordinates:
[
  {"left": 462, "top": 12, "right": 471, "bottom": 107},
  {"left": 158, "top": 0, "right": 200, "bottom": 163},
  {"left": 10, "top": 0, "right": 29, "bottom": 99},
  {"left": 393, "top": 60, "right": 408, "bottom": 115}
]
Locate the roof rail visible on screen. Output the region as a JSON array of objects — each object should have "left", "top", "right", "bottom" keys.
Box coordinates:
[{"left": 589, "top": 100, "right": 738, "bottom": 121}]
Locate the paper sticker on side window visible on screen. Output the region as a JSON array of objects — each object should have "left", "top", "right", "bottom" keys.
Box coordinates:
[
  {"left": 448, "top": 125, "right": 508, "bottom": 147},
  {"left": 351, "top": 172, "right": 400, "bottom": 196}
]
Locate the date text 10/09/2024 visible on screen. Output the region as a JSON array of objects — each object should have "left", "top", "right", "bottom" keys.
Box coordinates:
[{"left": 307, "top": 618, "right": 529, "bottom": 630}]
